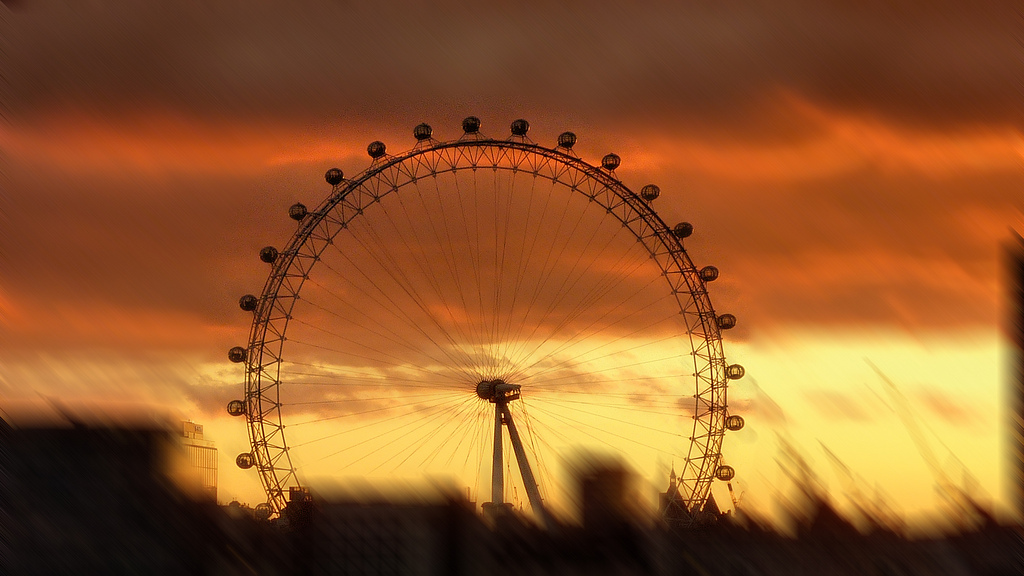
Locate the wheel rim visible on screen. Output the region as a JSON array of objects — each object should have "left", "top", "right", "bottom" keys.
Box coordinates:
[{"left": 241, "top": 129, "right": 731, "bottom": 519}]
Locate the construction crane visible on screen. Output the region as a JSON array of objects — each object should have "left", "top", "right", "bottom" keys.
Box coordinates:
[{"left": 725, "top": 480, "right": 740, "bottom": 511}]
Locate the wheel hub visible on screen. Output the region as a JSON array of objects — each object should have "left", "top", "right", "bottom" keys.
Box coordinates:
[{"left": 476, "top": 379, "right": 520, "bottom": 402}]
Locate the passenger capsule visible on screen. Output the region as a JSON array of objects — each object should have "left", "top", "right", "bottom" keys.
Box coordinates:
[
  {"left": 601, "top": 153, "right": 620, "bottom": 171},
  {"left": 673, "top": 222, "right": 693, "bottom": 239},
  {"left": 367, "top": 141, "right": 386, "bottom": 158},
  {"left": 254, "top": 503, "right": 272, "bottom": 520},
  {"left": 725, "top": 364, "right": 745, "bottom": 380},
  {"left": 325, "top": 168, "right": 344, "bottom": 186},
  {"left": 413, "top": 123, "right": 433, "bottom": 140},
  {"left": 716, "top": 314, "right": 737, "bottom": 330},
  {"left": 557, "top": 131, "right": 577, "bottom": 149},
  {"left": 259, "top": 246, "right": 279, "bottom": 263},
  {"left": 640, "top": 184, "right": 660, "bottom": 202},
  {"left": 288, "top": 203, "right": 308, "bottom": 221},
  {"left": 462, "top": 116, "right": 481, "bottom": 133},
  {"left": 699, "top": 266, "right": 720, "bottom": 282},
  {"left": 725, "top": 415, "right": 745, "bottom": 431},
  {"left": 226, "top": 400, "right": 246, "bottom": 417},
  {"left": 510, "top": 119, "right": 530, "bottom": 136},
  {"left": 228, "top": 346, "right": 247, "bottom": 363},
  {"left": 236, "top": 453, "right": 255, "bottom": 469},
  {"left": 238, "top": 294, "right": 258, "bottom": 312},
  {"left": 715, "top": 465, "right": 736, "bottom": 481}
]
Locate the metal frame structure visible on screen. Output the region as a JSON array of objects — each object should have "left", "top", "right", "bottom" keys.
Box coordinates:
[{"left": 234, "top": 120, "right": 738, "bottom": 518}]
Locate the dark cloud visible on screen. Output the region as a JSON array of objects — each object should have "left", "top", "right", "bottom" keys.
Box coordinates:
[{"left": 3, "top": 2, "right": 1019, "bottom": 131}]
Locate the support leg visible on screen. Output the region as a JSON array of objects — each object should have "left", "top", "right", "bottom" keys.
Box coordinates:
[
  {"left": 491, "top": 400, "right": 504, "bottom": 506},
  {"left": 501, "top": 403, "right": 553, "bottom": 530}
]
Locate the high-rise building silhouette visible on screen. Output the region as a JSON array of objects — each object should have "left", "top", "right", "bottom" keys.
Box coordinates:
[
  {"left": 1005, "top": 232, "right": 1024, "bottom": 519},
  {"left": 180, "top": 421, "right": 217, "bottom": 502}
]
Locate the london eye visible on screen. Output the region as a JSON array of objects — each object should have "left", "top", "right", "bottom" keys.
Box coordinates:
[{"left": 226, "top": 117, "right": 745, "bottom": 524}]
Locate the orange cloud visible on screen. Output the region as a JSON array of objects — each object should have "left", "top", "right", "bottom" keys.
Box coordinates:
[
  {"left": 914, "top": 388, "right": 983, "bottom": 429},
  {"left": 1, "top": 111, "right": 365, "bottom": 176},
  {"left": 0, "top": 293, "right": 236, "bottom": 354}
]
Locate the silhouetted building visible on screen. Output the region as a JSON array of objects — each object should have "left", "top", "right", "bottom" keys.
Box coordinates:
[
  {"left": 4, "top": 416, "right": 1024, "bottom": 574},
  {"left": 581, "top": 462, "right": 629, "bottom": 530},
  {"left": 659, "top": 468, "right": 686, "bottom": 521},
  {"left": 180, "top": 420, "right": 217, "bottom": 502},
  {"left": 284, "top": 489, "right": 480, "bottom": 576},
  {"left": 0, "top": 417, "right": 225, "bottom": 574},
  {"left": 1006, "top": 233, "right": 1024, "bottom": 519}
]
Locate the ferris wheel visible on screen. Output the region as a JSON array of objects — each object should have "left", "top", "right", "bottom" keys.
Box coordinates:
[{"left": 226, "top": 117, "right": 745, "bottom": 523}]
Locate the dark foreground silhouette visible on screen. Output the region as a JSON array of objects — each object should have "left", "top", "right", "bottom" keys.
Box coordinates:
[{"left": 2, "top": 417, "right": 1022, "bottom": 575}]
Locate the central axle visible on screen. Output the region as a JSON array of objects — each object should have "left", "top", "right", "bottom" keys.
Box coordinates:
[{"left": 475, "top": 378, "right": 520, "bottom": 402}]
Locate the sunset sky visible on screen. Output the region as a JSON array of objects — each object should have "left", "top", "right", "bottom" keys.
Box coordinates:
[{"left": 1, "top": 2, "right": 1021, "bottom": 527}]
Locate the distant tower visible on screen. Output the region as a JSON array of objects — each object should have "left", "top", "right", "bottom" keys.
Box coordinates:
[
  {"left": 659, "top": 466, "right": 688, "bottom": 524},
  {"left": 180, "top": 421, "right": 218, "bottom": 502},
  {"left": 1006, "top": 233, "right": 1024, "bottom": 520},
  {"left": 658, "top": 466, "right": 719, "bottom": 526}
]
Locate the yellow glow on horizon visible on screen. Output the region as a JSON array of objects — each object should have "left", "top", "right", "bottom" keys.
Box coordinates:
[
  {"left": 0, "top": 321, "right": 1006, "bottom": 530},
  {"left": 724, "top": 328, "right": 1004, "bottom": 523},
  {"left": 170, "top": 325, "right": 1008, "bottom": 531}
]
